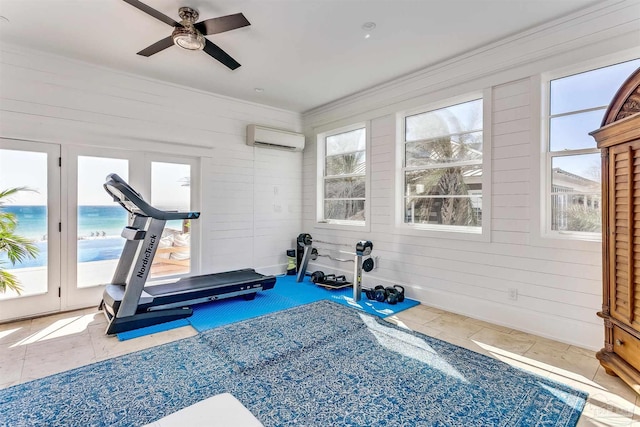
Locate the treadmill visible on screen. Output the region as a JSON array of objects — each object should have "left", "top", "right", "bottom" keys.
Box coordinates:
[{"left": 99, "top": 173, "right": 276, "bottom": 335}]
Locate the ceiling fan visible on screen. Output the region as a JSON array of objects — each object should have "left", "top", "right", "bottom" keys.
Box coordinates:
[{"left": 122, "top": 0, "right": 250, "bottom": 70}]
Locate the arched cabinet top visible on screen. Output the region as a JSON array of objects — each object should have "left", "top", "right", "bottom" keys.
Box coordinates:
[{"left": 602, "top": 67, "right": 640, "bottom": 126}]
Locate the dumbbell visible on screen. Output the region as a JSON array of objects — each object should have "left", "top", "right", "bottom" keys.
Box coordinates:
[
  {"left": 364, "top": 285, "right": 387, "bottom": 302},
  {"left": 364, "top": 284, "right": 405, "bottom": 304},
  {"left": 385, "top": 285, "right": 406, "bottom": 304}
]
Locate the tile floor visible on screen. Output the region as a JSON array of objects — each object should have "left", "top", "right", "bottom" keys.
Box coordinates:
[{"left": 0, "top": 303, "right": 638, "bottom": 426}]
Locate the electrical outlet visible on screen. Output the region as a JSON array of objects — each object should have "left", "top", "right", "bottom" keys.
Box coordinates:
[{"left": 508, "top": 288, "right": 518, "bottom": 301}]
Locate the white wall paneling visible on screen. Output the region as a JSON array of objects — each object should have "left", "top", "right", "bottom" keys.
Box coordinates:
[
  {"left": 301, "top": 1, "right": 640, "bottom": 350},
  {"left": 0, "top": 45, "right": 304, "bottom": 299}
]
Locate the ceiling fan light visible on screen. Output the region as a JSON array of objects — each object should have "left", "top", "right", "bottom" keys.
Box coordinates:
[{"left": 172, "top": 27, "right": 205, "bottom": 50}]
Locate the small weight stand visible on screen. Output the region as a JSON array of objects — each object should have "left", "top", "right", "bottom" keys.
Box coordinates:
[{"left": 353, "top": 240, "right": 373, "bottom": 301}]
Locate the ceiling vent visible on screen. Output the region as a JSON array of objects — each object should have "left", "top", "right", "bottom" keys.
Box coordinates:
[{"left": 246, "top": 124, "right": 305, "bottom": 151}]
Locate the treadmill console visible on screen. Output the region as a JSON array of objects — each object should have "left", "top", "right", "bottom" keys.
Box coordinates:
[{"left": 104, "top": 173, "right": 200, "bottom": 221}]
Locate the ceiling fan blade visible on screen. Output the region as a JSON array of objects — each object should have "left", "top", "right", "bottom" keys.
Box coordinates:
[
  {"left": 194, "top": 13, "right": 250, "bottom": 35},
  {"left": 203, "top": 39, "right": 241, "bottom": 70},
  {"left": 137, "top": 36, "right": 174, "bottom": 57},
  {"left": 122, "top": 0, "right": 180, "bottom": 27}
]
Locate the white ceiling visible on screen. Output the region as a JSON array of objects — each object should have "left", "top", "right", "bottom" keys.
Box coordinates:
[{"left": 0, "top": 0, "right": 600, "bottom": 113}]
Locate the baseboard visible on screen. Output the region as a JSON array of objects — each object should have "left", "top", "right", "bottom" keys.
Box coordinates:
[
  {"left": 409, "top": 286, "right": 601, "bottom": 352},
  {"left": 305, "top": 261, "right": 601, "bottom": 351},
  {"left": 255, "top": 264, "right": 288, "bottom": 277}
]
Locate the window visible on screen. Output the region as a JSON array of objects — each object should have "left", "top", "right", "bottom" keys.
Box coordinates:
[
  {"left": 320, "top": 126, "right": 366, "bottom": 224},
  {"left": 76, "top": 156, "right": 129, "bottom": 289},
  {"left": 151, "top": 161, "right": 193, "bottom": 278},
  {"left": 546, "top": 58, "right": 640, "bottom": 236},
  {"left": 402, "top": 98, "right": 483, "bottom": 230}
]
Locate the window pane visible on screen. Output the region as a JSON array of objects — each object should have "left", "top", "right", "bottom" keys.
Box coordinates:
[
  {"left": 406, "top": 132, "right": 482, "bottom": 167},
  {"left": 406, "top": 99, "right": 482, "bottom": 142},
  {"left": 0, "top": 150, "right": 48, "bottom": 298},
  {"left": 551, "top": 154, "right": 601, "bottom": 192},
  {"left": 551, "top": 154, "right": 601, "bottom": 233},
  {"left": 326, "top": 128, "right": 365, "bottom": 156},
  {"left": 151, "top": 163, "right": 191, "bottom": 212},
  {"left": 550, "top": 193, "right": 601, "bottom": 232},
  {"left": 405, "top": 165, "right": 482, "bottom": 197},
  {"left": 550, "top": 58, "right": 640, "bottom": 115},
  {"left": 326, "top": 151, "right": 365, "bottom": 176},
  {"left": 151, "top": 162, "right": 191, "bottom": 278},
  {"left": 76, "top": 157, "right": 128, "bottom": 289},
  {"left": 324, "top": 176, "right": 365, "bottom": 199},
  {"left": 322, "top": 126, "right": 366, "bottom": 224},
  {"left": 405, "top": 196, "right": 482, "bottom": 226},
  {"left": 324, "top": 200, "right": 365, "bottom": 221},
  {"left": 549, "top": 109, "right": 604, "bottom": 151}
]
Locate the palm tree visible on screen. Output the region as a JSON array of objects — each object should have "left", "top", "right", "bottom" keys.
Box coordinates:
[
  {"left": 407, "top": 135, "right": 481, "bottom": 226},
  {"left": 0, "top": 187, "right": 39, "bottom": 294},
  {"left": 325, "top": 151, "right": 365, "bottom": 220}
]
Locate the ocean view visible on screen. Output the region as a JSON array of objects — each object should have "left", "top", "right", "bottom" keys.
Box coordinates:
[
  {"left": 1, "top": 205, "right": 128, "bottom": 268},
  {"left": 4, "top": 205, "right": 128, "bottom": 240}
]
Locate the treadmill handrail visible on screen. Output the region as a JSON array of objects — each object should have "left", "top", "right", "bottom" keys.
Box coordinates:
[{"left": 104, "top": 173, "right": 200, "bottom": 221}]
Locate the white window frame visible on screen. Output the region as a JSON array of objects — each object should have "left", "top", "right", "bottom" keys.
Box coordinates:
[
  {"left": 145, "top": 152, "right": 202, "bottom": 276},
  {"left": 537, "top": 56, "right": 640, "bottom": 244},
  {"left": 316, "top": 122, "right": 370, "bottom": 231},
  {"left": 395, "top": 90, "right": 491, "bottom": 242}
]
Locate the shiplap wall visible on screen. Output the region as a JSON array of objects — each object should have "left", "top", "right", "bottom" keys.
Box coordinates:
[
  {"left": 301, "top": 0, "right": 640, "bottom": 350},
  {"left": 0, "top": 45, "right": 303, "bottom": 287}
]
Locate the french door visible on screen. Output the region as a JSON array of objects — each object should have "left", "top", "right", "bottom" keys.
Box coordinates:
[
  {"left": 0, "top": 140, "right": 199, "bottom": 321},
  {"left": 0, "top": 139, "right": 61, "bottom": 321},
  {"left": 63, "top": 146, "right": 135, "bottom": 309}
]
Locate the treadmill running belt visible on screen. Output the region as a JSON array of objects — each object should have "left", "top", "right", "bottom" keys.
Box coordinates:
[{"left": 144, "top": 268, "right": 274, "bottom": 296}]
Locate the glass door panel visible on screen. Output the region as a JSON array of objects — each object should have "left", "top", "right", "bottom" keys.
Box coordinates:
[
  {"left": 0, "top": 150, "right": 48, "bottom": 298},
  {"left": 0, "top": 140, "right": 60, "bottom": 321},
  {"left": 76, "top": 156, "right": 129, "bottom": 288},
  {"left": 150, "top": 162, "right": 191, "bottom": 278}
]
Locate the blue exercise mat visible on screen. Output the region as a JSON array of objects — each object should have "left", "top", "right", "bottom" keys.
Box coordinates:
[
  {"left": 118, "top": 274, "right": 419, "bottom": 339},
  {"left": 188, "top": 275, "right": 420, "bottom": 332}
]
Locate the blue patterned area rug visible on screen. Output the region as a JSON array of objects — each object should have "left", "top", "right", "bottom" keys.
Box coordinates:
[{"left": 0, "top": 300, "right": 587, "bottom": 427}]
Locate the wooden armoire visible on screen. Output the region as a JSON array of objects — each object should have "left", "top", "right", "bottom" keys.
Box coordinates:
[{"left": 590, "top": 67, "right": 640, "bottom": 395}]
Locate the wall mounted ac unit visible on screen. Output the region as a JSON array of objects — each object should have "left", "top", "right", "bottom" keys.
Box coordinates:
[{"left": 246, "top": 124, "right": 305, "bottom": 151}]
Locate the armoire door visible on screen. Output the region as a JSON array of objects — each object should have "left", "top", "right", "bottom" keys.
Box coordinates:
[{"left": 608, "top": 141, "right": 640, "bottom": 329}]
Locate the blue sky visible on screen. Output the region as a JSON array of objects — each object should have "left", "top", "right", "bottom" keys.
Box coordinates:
[
  {"left": 0, "top": 150, "right": 48, "bottom": 205},
  {"left": 1, "top": 151, "right": 190, "bottom": 209}
]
